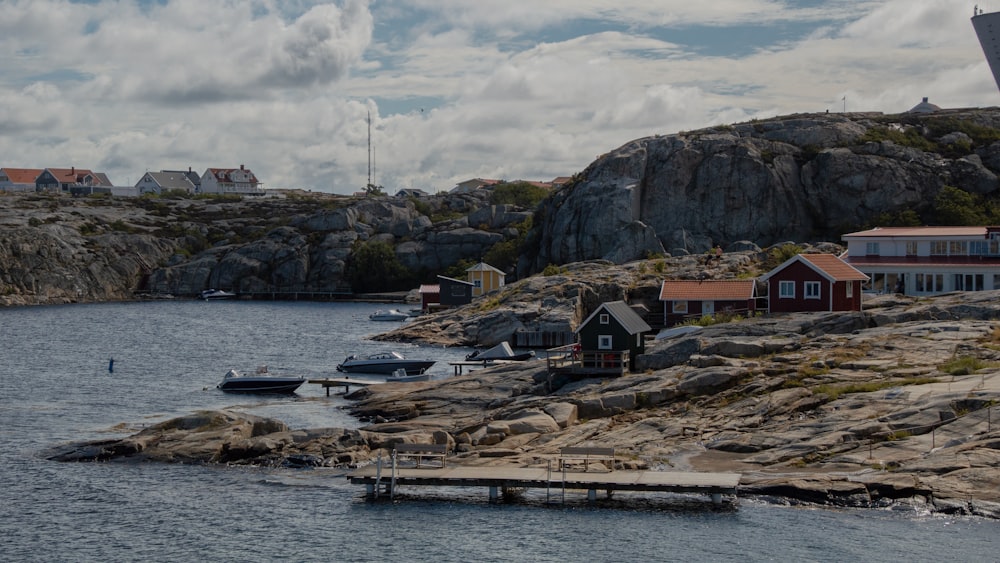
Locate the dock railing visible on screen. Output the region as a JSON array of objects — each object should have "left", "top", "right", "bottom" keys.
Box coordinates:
[{"left": 545, "top": 345, "right": 629, "bottom": 376}]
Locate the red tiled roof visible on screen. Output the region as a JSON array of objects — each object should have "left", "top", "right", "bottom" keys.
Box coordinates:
[
  {"left": 418, "top": 284, "right": 440, "bottom": 293},
  {"left": 798, "top": 254, "right": 869, "bottom": 281},
  {"left": 843, "top": 226, "right": 990, "bottom": 238},
  {"left": 2, "top": 168, "right": 43, "bottom": 183},
  {"left": 659, "top": 279, "right": 755, "bottom": 301}
]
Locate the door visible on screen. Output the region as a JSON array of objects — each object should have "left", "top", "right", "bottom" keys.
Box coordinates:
[{"left": 702, "top": 301, "right": 714, "bottom": 316}]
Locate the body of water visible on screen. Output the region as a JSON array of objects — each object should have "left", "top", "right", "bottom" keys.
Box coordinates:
[{"left": 1, "top": 301, "right": 996, "bottom": 562}]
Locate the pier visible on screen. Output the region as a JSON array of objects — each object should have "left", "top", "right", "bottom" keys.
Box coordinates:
[
  {"left": 348, "top": 463, "right": 740, "bottom": 505},
  {"left": 307, "top": 377, "right": 381, "bottom": 396}
]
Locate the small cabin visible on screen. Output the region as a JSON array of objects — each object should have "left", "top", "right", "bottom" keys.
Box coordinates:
[
  {"left": 761, "top": 254, "right": 868, "bottom": 313},
  {"left": 659, "top": 279, "right": 757, "bottom": 326},
  {"left": 437, "top": 275, "right": 474, "bottom": 307},
  {"left": 575, "top": 300, "right": 651, "bottom": 372},
  {"left": 418, "top": 283, "right": 440, "bottom": 312},
  {"left": 467, "top": 262, "right": 505, "bottom": 297}
]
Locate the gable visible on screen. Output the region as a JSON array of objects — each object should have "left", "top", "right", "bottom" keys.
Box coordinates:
[
  {"left": 577, "top": 300, "right": 651, "bottom": 335},
  {"left": 660, "top": 280, "right": 756, "bottom": 301}
]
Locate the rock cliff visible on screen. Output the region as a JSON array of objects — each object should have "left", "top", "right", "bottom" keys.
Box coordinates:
[{"left": 524, "top": 109, "right": 1000, "bottom": 273}]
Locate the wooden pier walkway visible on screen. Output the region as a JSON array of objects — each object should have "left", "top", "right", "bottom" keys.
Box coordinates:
[
  {"left": 307, "top": 377, "right": 381, "bottom": 396},
  {"left": 348, "top": 464, "right": 741, "bottom": 505}
]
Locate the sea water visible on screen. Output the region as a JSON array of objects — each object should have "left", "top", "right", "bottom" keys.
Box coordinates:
[{"left": 0, "top": 301, "right": 996, "bottom": 562}]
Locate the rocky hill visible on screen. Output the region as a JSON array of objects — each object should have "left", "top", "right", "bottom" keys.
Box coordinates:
[{"left": 523, "top": 108, "right": 1000, "bottom": 274}]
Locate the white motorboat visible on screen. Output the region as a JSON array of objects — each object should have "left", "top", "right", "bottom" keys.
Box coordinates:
[
  {"left": 336, "top": 351, "right": 435, "bottom": 375},
  {"left": 465, "top": 342, "right": 536, "bottom": 362},
  {"left": 369, "top": 309, "right": 409, "bottom": 321},
  {"left": 200, "top": 289, "right": 236, "bottom": 300},
  {"left": 217, "top": 366, "right": 305, "bottom": 394},
  {"left": 386, "top": 368, "right": 430, "bottom": 383}
]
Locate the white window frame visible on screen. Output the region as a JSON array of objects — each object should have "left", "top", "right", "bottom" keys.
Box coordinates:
[
  {"left": 597, "top": 335, "right": 613, "bottom": 350},
  {"left": 846, "top": 282, "right": 854, "bottom": 298},
  {"left": 804, "top": 281, "right": 821, "bottom": 300},
  {"left": 672, "top": 301, "right": 688, "bottom": 313},
  {"left": 599, "top": 313, "right": 610, "bottom": 324},
  {"left": 779, "top": 280, "right": 795, "bottom": 298},
  {"left": 865, "top": 242, "right": 880, "bottom": 255}
]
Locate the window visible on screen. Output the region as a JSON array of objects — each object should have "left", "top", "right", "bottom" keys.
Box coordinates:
[
  {"left": 779, "top": 280, "right": 795, "bottom": 298},
  {"left": 906, "top": 241, "right": 918, "bottom": 256},
  {"left": 930, "top": 241, "right": 948, "bottom": 255},
  {"left": 599, "top": 313, "right": 610, "bottom": 324},
  {"left": 672, "top": 301, "right": 688, "bottom": 313},
  {"left": 450, "top": 285, "right": 466, "bottom": 296},
  {"left": 473, "top": 280, "right": 482, "bottom": 288},
  {"left": 865, "top": 242, "right": 880, "bottom": 256},
  {"left": 846, "top": 282, "right": 854, "bottom": 298},
  {"left": 949, "top": 241, "right": 968, "bottom": 255},
  {"left": 804, "top": 281, "right": 821, "bottom": 299},
  {"left": 971, "top": 241, "right": 989, "bottom": 256},
  {"left": 598, "top": 335, "right": 613, "bottom": 350}
]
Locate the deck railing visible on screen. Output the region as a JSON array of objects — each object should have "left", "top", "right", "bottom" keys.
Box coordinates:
[{"left": 545, "top": 345, "right": 629, "bottom": 376}]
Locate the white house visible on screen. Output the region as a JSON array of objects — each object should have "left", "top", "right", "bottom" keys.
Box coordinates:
[
  {"left": 200, "top": 165, "right": 264, "bottom": 196},
  {"left": 841, "top": 226, "right": 1000, "bottom": 295}
]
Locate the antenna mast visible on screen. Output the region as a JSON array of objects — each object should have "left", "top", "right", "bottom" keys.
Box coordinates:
[{"left": 367, "top": 111, "right": 372, "bottom": 188}]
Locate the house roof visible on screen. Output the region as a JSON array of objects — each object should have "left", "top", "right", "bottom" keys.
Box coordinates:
[
  {"left": 843, "top": 226, "right": 990, "bottom": 238},
  {"left": 576, "top": 300, "right": 651, "bottom": 335},
  {"left": 761, "top": 253, "right": 869, "bottom": 283},
  {"left": 206, "top": 166, "right": 260, "bottom": 184},
  {"left": 418, "top": 284, "right": 440, "bottom": 293},
  {"left": 1, "top": 168, "right": 43, "bottom": 183},
  {"left": 140, "top": 171, "right": 196, "bottom": 190},
  {"left": 43, "top": 168, "right": 111, "bottom": 186},
  {"left": 466, "top": 262, "right": 505, "bottom": 275},
  {"left": 437, "top": 275, "right": 475, "bottom": 286},
  {"left": 659, "top": 279, "right": 756, "bottom": 301}
]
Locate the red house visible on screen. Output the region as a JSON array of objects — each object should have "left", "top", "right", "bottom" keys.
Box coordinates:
[
  {"left": 659, "top": 280, "right": 757, "bottom": 326},
  {"left": 418, "top": 284, "right": 440, "bottom": 312},
  {"left": 761, "top": 254, "right": 868, "bottom": 313}
]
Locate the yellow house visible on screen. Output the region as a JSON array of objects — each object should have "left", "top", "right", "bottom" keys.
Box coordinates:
[{"left": 466, "top": 262, "right": 505, "bottom": 297}]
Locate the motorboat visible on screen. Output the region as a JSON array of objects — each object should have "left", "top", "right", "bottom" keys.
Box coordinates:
[
  {"left": 336, "top": 351, "right": 435, "bottom": 375},
  {"left": 465, "top": 342, "right": 535, "bottom": 362},
  {"left": 200, "top": 289, "right": 236, "bottom": 300},
  {"left": 369, "top": 309, "right": 409, "bottom": 321},
  {"left": 386, "top": 368, "right": 431, "bottom": 383},
  {"left": 217, "top": 366, "right": 305, "bottom": 394}
]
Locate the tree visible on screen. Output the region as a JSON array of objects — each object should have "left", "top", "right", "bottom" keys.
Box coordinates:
[
  {"left": 347, "top": 240, "right": 410, "bottom": 292},
  {"left": 933, "top": 186, "right": 986, "bottom": 226}
]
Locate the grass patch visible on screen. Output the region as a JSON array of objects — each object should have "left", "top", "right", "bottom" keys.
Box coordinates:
[
  {"left": 813, "top": 377, "right": 938, "bottom": 400},
  {"left": 938, "top": 356, "right": 995, "bottom": 376}
]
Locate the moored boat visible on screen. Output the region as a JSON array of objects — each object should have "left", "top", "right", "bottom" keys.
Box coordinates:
[
  {"left": 465, "top": 342, "right": 535, "bottom": 362},
  {"left": 217, "top": 366, "right": 305, "bottom": 394},
  {"left": 369, "top": 309, "right": 409, "bottom": 321},
  {"left": 336, "top": 351, "right": 435, "bottom": 375},
  {"left": 201, "top": 289, "right": 237, "bottom": 300},
  {"left": 386, "top": 367, "right": 431, "bottom": 383}
]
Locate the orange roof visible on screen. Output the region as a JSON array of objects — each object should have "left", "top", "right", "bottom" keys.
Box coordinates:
[
  {"left": 2, "top": 168, "right": 43, "bottom": 183},
  {"left": 797, "top": 254, "right": 869, "bottom": 281},
  {"left": 659, "top": 279, "right": 755, "bottom": 301},
  {"left": 843, "top": 226, "right": 989, "bottom": 238}
]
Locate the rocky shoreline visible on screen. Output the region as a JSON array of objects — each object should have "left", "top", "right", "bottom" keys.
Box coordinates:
[{"left": 47, "top": 290, "right": 1000, "bottom": 518}]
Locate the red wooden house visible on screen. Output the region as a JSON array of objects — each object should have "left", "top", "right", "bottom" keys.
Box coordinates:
[
  {"left": 761, "top": 254, "right": 868, "bottom": 313},
  {"left": 659, "top": 280, "right": 757, "bottom": 326},
  {"left": 418, "top": 283, "right": 440, "bottom": 312}
]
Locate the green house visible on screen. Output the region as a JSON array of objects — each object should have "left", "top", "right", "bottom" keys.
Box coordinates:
[{"left": 575, "top": 301, "right": 651, "bottom": 372}]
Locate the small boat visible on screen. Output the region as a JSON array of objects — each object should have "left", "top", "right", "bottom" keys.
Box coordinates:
[
  {"left": 386, "top": 368, "right": 430, "bottom": 383},
  {"left": 217, "top": 366, "right": 305, "bottom": 394},
  {"left": 369, "top": 309, "right": 409, "bottom": 321},
  {"left": 336, "top": 351, "right": 435, "bottom": 375},
  {"left": 465, "top": 342, "right": 536, "bottom": 362},
  {"left": 201, "top": 289, "right": 236, "bottom": 300}
]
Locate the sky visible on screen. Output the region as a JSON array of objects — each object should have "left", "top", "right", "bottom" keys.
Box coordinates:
[{"left": 2, "top": 0, "right": 999, "bottom": 194}]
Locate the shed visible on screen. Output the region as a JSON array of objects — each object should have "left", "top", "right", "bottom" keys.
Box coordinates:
[
  {"left": 466, "top": 261, "right": 505, "bottom": 297},
  {"left": 437, "top": 276, "right": 474, "bottom": 307},
  {"left": 575, "top": 301, "right": 651, "bottom": 372},
  {"left": 418, "top": 283, "right": 440, "bottom": 311}
]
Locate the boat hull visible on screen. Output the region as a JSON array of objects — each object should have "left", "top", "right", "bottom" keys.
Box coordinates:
[
  {"left": 217, "top": 377, "right": 305, "bottom": 394},
  {"left": 336, "top": 360, "right": 435, "bottom": 375}
]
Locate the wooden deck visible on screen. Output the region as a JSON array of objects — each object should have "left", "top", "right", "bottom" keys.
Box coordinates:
[
  {"left": 307, "top": 377, "right": 381, "bottom": 396},
  {"left": 348, "top": 464, "right": 741, "bottom": 505}
]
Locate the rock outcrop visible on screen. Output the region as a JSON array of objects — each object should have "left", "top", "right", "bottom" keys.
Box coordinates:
[
  {"left": 50, "top": 290, "right": 1000, "bottom": 518},
  {"left": 525, "top": 109, "right": 1000, "bottom": 272}
]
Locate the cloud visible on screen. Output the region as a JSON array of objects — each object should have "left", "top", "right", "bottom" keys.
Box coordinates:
[{"left": 0, "top": 0, "right": 996, "bottom": 195}]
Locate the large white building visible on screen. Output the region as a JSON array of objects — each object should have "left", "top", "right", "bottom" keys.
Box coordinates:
[{"left": 842, "top": 226, "right": 1000, "bottom": 295}]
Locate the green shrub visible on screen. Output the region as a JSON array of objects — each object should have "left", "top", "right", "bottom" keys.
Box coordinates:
[{"left": 491, "top": 181, "right": 549, "bottom": 208}]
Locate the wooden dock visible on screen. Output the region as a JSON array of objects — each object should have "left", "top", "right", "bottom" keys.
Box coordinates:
[
  {"left": 307, "top": 377, "right": 381, "bottom": 396},
  {"left": 348, "top": 464, "right": 741, "bottom": 505}
]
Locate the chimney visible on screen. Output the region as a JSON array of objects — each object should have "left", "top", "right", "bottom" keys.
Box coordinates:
[
  {"left": 240, "top": 164, "right": 245, "bottom": 171},
  {"left": 188, "top": 166, "right": 191, "bottom": 173},
  {"left": 71, "top": 166, "right": 75, "bottom": 175},
  {"left": 923, "top": 97, "right": 929, "bottom": 103}
]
